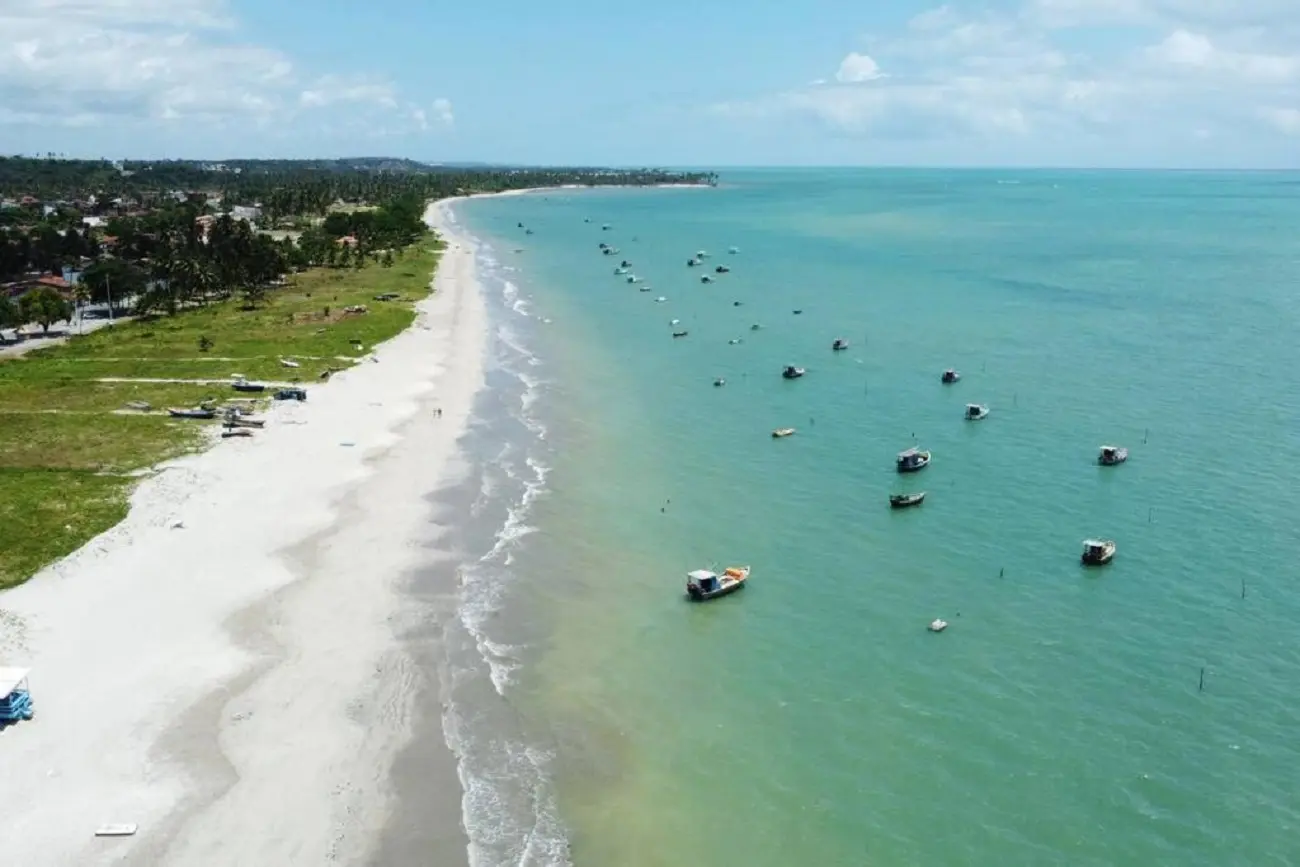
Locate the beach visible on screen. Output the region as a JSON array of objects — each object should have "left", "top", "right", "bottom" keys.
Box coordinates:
[{"left": 0, "top": 201, "right": 482, "bottom": 866}]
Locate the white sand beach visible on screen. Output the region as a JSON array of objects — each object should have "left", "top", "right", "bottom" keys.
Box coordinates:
[{"left": 0, "top": 201, "right": 481, "bottom": 866}]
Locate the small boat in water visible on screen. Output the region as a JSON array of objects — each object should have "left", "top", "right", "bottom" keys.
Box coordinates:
[
  {"left": 615, "top": 267, "right": 629, "bottom": 275},
  {"left": 621, "top": 260, "right": 632, "bottom": 267},
  {"left": 792, "top": 309, "right": 803, "bottom": 315},
  {"left": 602, "top": 224, "right": 612, "bottom": 231},
  {"left": 673, "top": 330, "right": 689, "bottom": 338},
  {"left": 832, "top": 338, "right": 849, "bottom": 351},
  {"left": 750, "top": 323, "right": 762, "bottom": 330},
  {"left": 928, "top": 619, "right": 948, "bottom": 633},
  {"left": 168, "top": 407, "right": 216, "bottom": 420},
  {"left": 728, "top": 246, "right": 740, "bottom": 254},
  {"left": 627, "top": 275, "right": 640, "bottom": 283},
  {"left": 701, "top": 275, "right": 713, "bottom": 283},
  {"left": 772, "top": 427, "right": 796, "bottom": 438},
  {"left": 715, "top": 265, "right": 730, "bottom": 273},
  {"left": 714, "top": 378, "right": 726, "bottom": 387},
  {"left": 655, "top": 296, "right": 667, "bottom": 303},
  {"left": 728, "top": 338, "right": 743, "bottom": 345},
  {"left": 696, "top": 250, "right": 710, "bottom": 258},
  {"left": 896, "top": 447, "right": 931, "bottom": 473},
  {"left": 686, "top": 566, "right": 749, "bottom": 601},
  {"left": 686, "top": 258, "right": 700, "bottom": 267},
  {"left": 889, "top": 492, "right": 926, "bottom": 509},
  {"left": 941, "top": 368, "right": 961, "bottom": 384},
  {"left": 965, "top": 404, "right": 989, "bottom": 420},
  {"left": 1081, "top": 539, "right": 1117, "bottom": 566},
  {"left": 782, "top": 366, "right": 805, "bottom": 379},
  {"left": 1098, "top": 445, "right": 1128, "bottom": 466}
]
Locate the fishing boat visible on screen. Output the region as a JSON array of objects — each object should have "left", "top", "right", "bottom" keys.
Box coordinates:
[
  {"left": 673, "top": 330, "right": 689, "bottom": 338},
  {"left": 224, "top": 416, "right": 265, "bottom": 428},
  {"left": 598, "top": 242, "right": 608, "bottom": 249},
  {"left": 1098, "top": 445, "right": 1128, "bottom": 466},
  {"left": 686, "top": 258, "right": 700, "bottom": 267},
  {"left": 640, "top": 286, "right": 652, "bottom": 292},
  {"left": 896, "top": 447, "right": 931, "bottom": 473},
  {"left": 965, "top": 404, "right": 990, "bottom": 420},
  {"left": 728, "top": 246, "right": 740, "bottom": 254},
  {"left": 714, "top": 378, "right": 726, "bottom": 387},
  {"left": 772, "top": 427, "right": 796, "bottom": 438},
  {"left": 231, "top": 378, "right": 266, "bottom": 393},
  {"left": 928, "top": 619, "right": 948, "bottom": 633},
  {"left": 701, "top": 275, "right": 713, "bottom": 283},
  {"left": 793, "top": 309, "right": 803, "bottom": 315},
  {"left": 832, "top": 338, "right": 849, "bottom": 351},
  {"left": 750, "top": 323, "right": 762, "bottom": 330},
  {"left": 889, "top": 492, "right": 926, "bottom": 508},
  {"left": 602, "top": 224, "right": 612, "bottom": 230},
  {"left": 621, "top": 260, "right": 632, "bottom": 267},
  {"left": 729, "top": 338, "right": 743, "bottom": 345},
  {"left": 1081, "top": 539, "right": 1117, "bottom": 566},
  {"left": 941, "top": 368, "right": 961, "bottom": 384},
  {"left": 275, "top": 387, "right": 307, "bottom": 401},
  {"left": 280, "top": 358, "right": 300, "bottom": 368},
  {"left": 615, "top": 267, "right": 629, "bottom": 275},
  {"left": 655, "top": 296, "right": 667, "bottom": 303},
  {"left": 782, "top": 366, "right": 805, "bottom": 379},
  {"left": 696, "top": 250, "right": 709, "bottom": 258},
  {"left": 686, "top": 566, "right": 749, "bottom": 601},
  {"left": 221, "top": 429, "right": 254, "bottom": 439},
  {"left": 627, "top": 275, "right": 640, "bottom": 283},
  {"left": 715, "top": 265, "right": 730, "bottom": 273},
  {"left": 168, "top": 407, "right": 216, "bottom": 420},
  {"left": 733, "top": 301, "right": 742, "bottom": 306}
]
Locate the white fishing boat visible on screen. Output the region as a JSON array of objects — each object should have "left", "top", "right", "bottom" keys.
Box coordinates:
[
  {"left": 1081, "top": 539, "right": 1117, "bottom": 566},
  {"left": 965, "top": 403, "right": 989, "bottom": 420},
  {"left": 896, "top": 447, "right": 931, "bottom": 473},
  {"left": 686, "top": 566, "right": 749, "bottom": 601},
  {"left": 1098, "top": 445, "right": 1128, "bottom": 466},
  {"left": 928, "top": 619, "right": 948, "bottom": 633},
  {"left": 728, "top": 246, "right": 740, "bottom": 254},
  {"left": 941, "top": 368, "right": 961, "bottom": 384},
  {"left": 655, "top": 296, "right": 667, "bottom": 303}
]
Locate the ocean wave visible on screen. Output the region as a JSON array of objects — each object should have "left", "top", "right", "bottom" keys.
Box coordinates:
[{"left": 502, "top": 280, "right": 532, "bottom": 317}]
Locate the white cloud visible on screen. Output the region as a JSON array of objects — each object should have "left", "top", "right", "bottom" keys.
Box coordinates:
[
  {"left": 712, "top": 1, "right": 1300, "bottom": 151},
  {"left": 0, "top": 0, "right": 440, "bottom": 135},
  {"left": 432, "top": 97, "right": 454, "bottom": 126},
  {"left": 835, "top": 53, "right": 885, "bottom": 83}
]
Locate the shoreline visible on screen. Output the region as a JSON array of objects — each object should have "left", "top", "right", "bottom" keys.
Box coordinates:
[{"left": 0, "top": 202, "right": 484, "bottom": 866}]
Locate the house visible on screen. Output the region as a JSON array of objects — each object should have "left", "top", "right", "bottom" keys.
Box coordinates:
[
  {"left": 83, "top": 216, "right": 106, "bottom": 229},
  {"left": 3, "top": 273, "right": 73, "bottom": 299},
  {"left": 231, "top": 205, "right": 262, "bottom": 222},
  {"left": 335, "top": 235, "right": 359, "bottom": 248}
]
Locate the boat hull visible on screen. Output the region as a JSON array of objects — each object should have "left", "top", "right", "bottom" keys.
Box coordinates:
[
  {"left": 890, "top": 493, "right": 926, "bottom": 508},
  {"left": 897, "top": 459, "right": 930, "bottom": 473},
  {"left": 1082, "top": 552, "right": 1116, "bottom": 566},
  {"left": 687, "top": 581, "right": 745, "bottom": 601}
]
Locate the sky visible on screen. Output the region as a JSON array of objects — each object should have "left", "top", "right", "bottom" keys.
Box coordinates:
[{"left": 1, "top": 0, "right": 1298, "bottom": 168}]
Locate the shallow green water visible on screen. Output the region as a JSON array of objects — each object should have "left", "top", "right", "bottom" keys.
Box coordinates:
[{"left": 456, "top": 170, "right": 1300, "bottom": 867}]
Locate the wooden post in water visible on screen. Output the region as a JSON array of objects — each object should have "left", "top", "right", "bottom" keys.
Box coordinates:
[
  {"left": 1198, "top": 667, "right": 1205, "bottom": 693},
  {"left": 1148, "top": 507, "right": 1153, "bottom": 524},
  {"left": 1241, "top": 577, "right": 1247, "bottom": 599},
  {"left": 999, "top": 567, "right": 1005, "bottom": 578},
  {"left": 1143, "top": 428, "right": 1149, "bottom": 444}
]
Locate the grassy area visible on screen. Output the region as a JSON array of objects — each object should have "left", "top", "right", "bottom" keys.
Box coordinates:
[{"left": 0, "top": 241, "right": 441, "bottom": 589}]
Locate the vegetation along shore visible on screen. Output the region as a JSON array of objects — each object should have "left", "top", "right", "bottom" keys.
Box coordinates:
[{"left": 0, "top": 157, "right": 715, "bottom": 588}]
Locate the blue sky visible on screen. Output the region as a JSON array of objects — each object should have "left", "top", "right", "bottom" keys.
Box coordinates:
[{"left": 1, "top": 0, "right": 1298, "bottom": 167}]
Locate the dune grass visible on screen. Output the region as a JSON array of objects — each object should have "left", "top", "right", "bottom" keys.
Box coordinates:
[{"left": 0, "top": 241, "right": 440, "bottom": 589}]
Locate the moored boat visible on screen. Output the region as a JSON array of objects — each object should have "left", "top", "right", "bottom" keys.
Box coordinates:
[
  {"left": 772, "top": 427, "right": 796, "bottom": 438},
  {"left": 889, "top": 491, "right": 926, "bottom": 508},
  {"left": 965, "top": 403, "right": 989, "bottom": 420},
  {"left": 1098, "top": 445, "right": 1128, "bottom": 466},
  {"left": 701, "top": 275, "right": 713, "bottom": 283},
  {"left": 168, "top": 407, "right": 216, "bottom": 420},
  {"left": 896, "top": 447, "right": 931, "bottom": 473},
  {"left": 941, "top": 368, "right": 961, "bottom": 384},
  {"left": 715, "top": 265, "right": 730, "bottom": 273},
  {"left": 782, "top": 365, "right": 805, "bottom": 379},
  {"left": 728, "top": 246, "right": 740, "bottom": 254},
  {"left": 832, "top": 338, "right": 849, "bottom": 351},
  {"left": 231, "top": 377, "right": 266, "bottom": 393},
  {"left": 928, "top": 619, "right": 948, "bottom": 633},
  {"left": 714, "top": 378, "right": 726, "bottom": 387},
  {"left": 673, "top": 330, "right": 689, "bottom": 338},
  {"left": 686, "top": 258, "right": 700, "bottom": 267},
  {"left": 686, "top": 566, "right": 749, "bottom": 601},
  {"left": 1081, "top": 539, "right": 1116, "bottom": 566}
]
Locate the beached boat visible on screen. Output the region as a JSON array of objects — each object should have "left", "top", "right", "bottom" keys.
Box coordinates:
[
  {"left": 275, "top": 387, "right": 307, "bottom": 401},
  {"left": 1098, "top": 445, "right": 1128, "bottom": 466},
  {"left": 1081, "top": 539, "right": 1117, "bottom": 566},
  {"left": 772, "top": 427, "right": 796, "bottom": 438},
  {"left": 168, "top": 407, "right": 216, "bottom": 420},
  {"left": 221, "top": 429, "right": 254, "bottom": 439},
  {"left": 928, "top": 619, "right": 948, "bottom": 633},
  {"left": 896, "top": 448, "right": 931, "bottom": 473},
  {"left": 224, "top": 416, "right": 265, "bottom": 428},
  {"left": 686, "top": 566, "right": 749, "bottom": 601},
  {"left": 782, "top": 366, "right": 805, "bottom": 379},
  {"left": 280, "top": 358, "right": 300, "bottom": 368},
  {"left": 0, "top": 667, "right": 34, "bottom": 724},
  {"left": 965, "top": 403, "right": 989, "bottom": 420},
  {"left": 889, "top": 492, "right": 926, "bottom": 508},
  {"left": 673, "top": 330, "right": 689, "bottom": 338},
  {"left": 941, "top": 368, "right": 961, "bottom": 384},
  {"left": 231, "top": 378, "right": 266, "bottom": 393},
  {"left": 832, "top": 338, "right": 849, "bottom": 351}
]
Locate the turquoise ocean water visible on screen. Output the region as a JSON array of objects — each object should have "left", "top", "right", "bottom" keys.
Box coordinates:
[{"left": 446, "top": 170, "right": 1300, "bottom": 867}]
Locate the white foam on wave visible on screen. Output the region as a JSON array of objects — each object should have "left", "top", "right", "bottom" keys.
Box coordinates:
[{"left": 501, "top": 279, "right": 532, "bottom": 317}]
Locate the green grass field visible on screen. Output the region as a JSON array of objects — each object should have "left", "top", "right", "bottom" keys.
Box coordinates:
[{"left": 0, "top": 241, "right": 440, "bottom": 589}]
